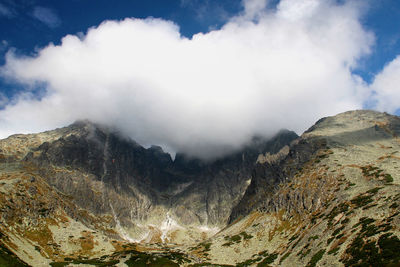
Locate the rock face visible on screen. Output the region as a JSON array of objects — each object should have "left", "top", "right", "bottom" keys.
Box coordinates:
[
  {"left": 230, "top": 110, "right": 400, "bottom": 223},
  {"left": 229, "top": 134, "right": 327, "bottom": 222},
  {"left": 1, "top": 120, "right": 297, "bottom": 237},
  {"left": 170, "top": 132, "right": 299, "bottom": 225},
  {"left": 202, "top": 110, "right": 400, "bottom": 267}
]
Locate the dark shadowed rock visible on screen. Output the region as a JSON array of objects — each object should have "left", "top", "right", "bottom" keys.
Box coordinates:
[{"left": 20, "top": 120, "right": 298, "bottom": 226}]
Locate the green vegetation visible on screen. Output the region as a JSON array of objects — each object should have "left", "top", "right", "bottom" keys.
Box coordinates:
[
  {"left": 298, "top": 243, "right": 310, "bottom": 255},
  {"left": 230, "top": 235, "right": 241, "bottom": 242},
  {"left": 335, "top": 233, "right": 344, "bottom": 240},
  {"left": 256, "top": 253, "right": 278, "bottom": 266},
  {"left": 377, "top": 233, "right": 400, "bottom": 264},
  {"left": 279, "top": 252, "right": 291, "bottom": 264},
  {"left": 51, "top": 258, "right": 120, "bottom": 266},
  {"left": 342, "top": 214, "right": 399, "bottom": 266},
  {"left": 332, "top": 225, "right": 345, "bottom": 237},
  {"left": 310, "top": 212, "right": 325, "bottom": 224},
  {"left": 50, "top": 263, "right": 69, "bottom": 267},
  {"left": 124, "top": 250, "right": 191, "bottom": 267},
  {"left": 236, "top": 251, "right": 277, "bottom": 267},
  {"left": 350, "top": 216, "right": 390, "bottom": 241},
  {"left": 222, "top": 232, "right": 252, "bottom": 247},
  {"left": 350, "top": 188, "right": 381, "bottom": 209},
  {"left": 362, "top": 224, "right": 379, "bottom": 237},
  {"left": 306, "top": 249, "right": 325, "bottom": 267},
  {"left": 298, "top": 248, "right": 311, "bottom": 259},
  {"left": 192, "top": 242, "right": 212, "bottom": 253},
  {"left": 236, "top": 258, "right": 260, "bottom": 267},
  {"left": 201, "top": 242, "right": 212, "bottom": 252},
  {"left": 353, "top": 217, "right": 375, "bottom": 228},
  {"left": 51, "top": 250, "right": 192, "bottom": 267},
  {"left": 189, "top": 264, "right": 233, "bottom": 267},
  {"left": 367, "top": 187, "right": 383, "bottom": 194},
  {"left": 125, "top": 254, "right": 178, "bottom": 267},
  {"left": 378, "top": 222, "right": 392, "bottom": 232},
  {"left": 327, "top": 247, "right": 340, "bottom": 255},
  {"left": 291, "top": 239, "right": 302, "bottom": 249},
  {"left": 326, "top": 202, "right": 349, "bottom": 226},
  {"left": 327, "top": 237, "right": 335, "bottom": 245},
  {"left": 385, "top": 174, "right": 394, "bottom": 183},
  {"left": 341, "top": 217, "right": 350, "bottom": 225},
  {"left": 239, "top": 231, "right": 253, "bottom": 240},
  {"left": 288, "top": 233, "right": 299, "bottom": 242},
  {"left": 361, "top": 165, "right": 383, "bottom": 178},
  {"left": 361, "top": 165, "right": 394, "bottom": 184},
  {"left": 342, "top": 233, "right": 400, "bottom": 266},
  {"left": 0, "top": 242, "right": 29, "bottom": 267}
]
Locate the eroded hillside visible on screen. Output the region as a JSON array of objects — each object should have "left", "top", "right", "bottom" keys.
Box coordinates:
[
  {"left": 0, "top": 110, "right": 399, "bottom": 266},
  {"left": 0, "top": 120, "right": 296, "bottom": 266},
  {"left": 196, "top": 110, "right": 400, "bottom": 266}
]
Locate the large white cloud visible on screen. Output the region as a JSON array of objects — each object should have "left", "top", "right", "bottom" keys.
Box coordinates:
[
  {"left": 370, "top": 56, "right": 400, "bottom": 113},
  {"left": 0, "top": 0, "right": 375, "bottom": 159}
]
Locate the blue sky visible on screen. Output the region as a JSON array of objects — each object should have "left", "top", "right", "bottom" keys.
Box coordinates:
[
  {"left": 0, "top": 0, "right": 399, "bottom": 158},
  {"left": 0, "top": 0, "right": 399, "bottom": 83},
  {"left": 0, "top": 0, "right": 241, "bottom": 98}
]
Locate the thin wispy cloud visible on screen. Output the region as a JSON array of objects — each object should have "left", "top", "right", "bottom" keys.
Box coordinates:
[
  {"left": 32, "top": 6, "right": 61, "bottom": 28},
  {"left": 0, "top": 3, "right": 14, "bottom": 18},
  {"left": 0, "top": 40, "right": 8, "bottom": 52},
  {"left": 0, "top": 0, "right": 399, "bottom": 159},
  {"left": 180, "top": 0, "right": 231, "bottom": 27}
]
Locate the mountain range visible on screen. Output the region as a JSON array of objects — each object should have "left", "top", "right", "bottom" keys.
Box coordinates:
[{"left": 0, "top": 110, "right": 399, "bottom": 266}]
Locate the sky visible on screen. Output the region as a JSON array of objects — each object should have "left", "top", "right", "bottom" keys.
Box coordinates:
[{"left": 0, "top": 0, "right": 399, "bottom": 159}]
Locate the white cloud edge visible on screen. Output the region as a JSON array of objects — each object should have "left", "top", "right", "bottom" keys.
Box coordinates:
[{"left": 0, "top": 0, "right": 398, "bottom": 159}]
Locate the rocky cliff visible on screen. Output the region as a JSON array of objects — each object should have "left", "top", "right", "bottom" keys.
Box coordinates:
[{"left": 19, "top": 121, "right": 296, "bottom": 229}]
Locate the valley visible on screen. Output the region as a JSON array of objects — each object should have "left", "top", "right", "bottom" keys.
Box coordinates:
[{"left": 0, "top": 110, "right": 399, "bottom": 266}]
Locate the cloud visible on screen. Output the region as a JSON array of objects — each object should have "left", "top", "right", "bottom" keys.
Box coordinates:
[
  {"left": 32, "top": 6, "right": 61, "bottom": 28},
  {"left": 0, "top": 3, "right": 14, "bottom": 17},
  {"left": 179, "top": 0, "right": 231, "bottom": 27},
  {"left": 0, "top": 0, "right": 375, "bottom": 159},
  {"left": 0, "top": 40, "right": 9, "bottom": 52},
  {"left": 0, "top": 93, "right": 8, "bottom": 108},
  {"left": 242, "top": 0, "right": 268, "bottom": 19},
  {"left": 370, "top": 56, "right": 400, "bottom": 113}
]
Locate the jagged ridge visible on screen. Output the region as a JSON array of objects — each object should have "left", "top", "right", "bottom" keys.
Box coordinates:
[{"left": 0, "top": 110, "right": 399, "bottom": 266}]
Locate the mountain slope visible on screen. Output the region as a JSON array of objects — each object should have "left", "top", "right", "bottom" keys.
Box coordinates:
[
  {"left": 0, "top": 120, "right": 297, "bottom": 265},
  {"left": 199, "top": 110, "right": 400, "bottom": 266},
  {"left": 0, "top": 110, "right": 399, "bottom": 266}
]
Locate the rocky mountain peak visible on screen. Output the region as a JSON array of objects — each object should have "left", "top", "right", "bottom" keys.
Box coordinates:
[{"left": 304, "top": 109, "right": 400, "bottom": 139}]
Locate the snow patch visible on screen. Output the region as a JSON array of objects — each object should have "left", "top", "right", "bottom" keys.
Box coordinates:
[
  {"left": 197, "top": 225, "right": 220, "bottom": 234},
  {"left": 160, "top": 212, "right": 182, "bottom": 243}
]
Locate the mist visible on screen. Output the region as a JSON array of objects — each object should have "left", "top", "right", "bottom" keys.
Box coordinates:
[{"left": 1, "top": 0, "right": 397, "bottom": 159}]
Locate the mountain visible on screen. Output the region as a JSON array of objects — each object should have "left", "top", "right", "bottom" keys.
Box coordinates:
[
  {"left": 0, "top": 119, "right": 296, "bottom": 265},
  {"left": 200, "top": 110, "right": 400, "bottom": 266},
  {"left": 0, "top": 110, "right": 399, "bottom": 266}
]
